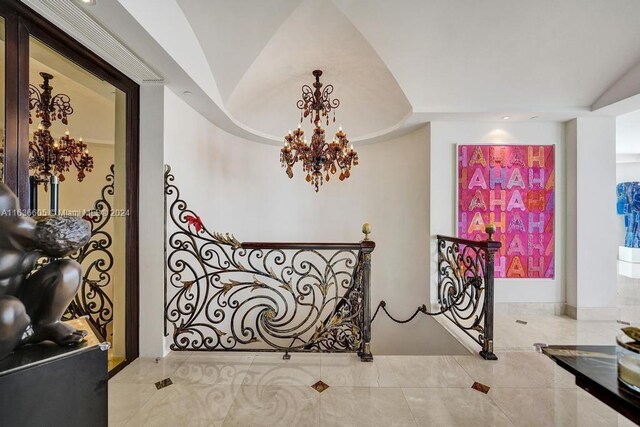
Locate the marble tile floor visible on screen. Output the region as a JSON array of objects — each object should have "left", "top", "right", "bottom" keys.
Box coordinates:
[
  {"left": 109, "top": 351, "right": 636, "bottom": 426},
  {"left": 493, "top": 275, "right": 640, "bottom": 352},
  {"left": 110, "top": 277, "right": 640, "bottom": 426},
  {"left": 493, "top": 313, "right": 637, "bottom": 352}
]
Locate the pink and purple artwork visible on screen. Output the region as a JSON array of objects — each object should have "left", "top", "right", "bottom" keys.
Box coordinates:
[{"left": 457, "top": 145, "right": 555, "bottom": 279}]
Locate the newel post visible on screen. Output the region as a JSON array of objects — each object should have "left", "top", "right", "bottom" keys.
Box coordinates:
[
  {"left": 481, "top": 224, "right": 500, "bottom": 360},
  {"left": 360, "top": 223, "right": 375, "bottom": 362}
]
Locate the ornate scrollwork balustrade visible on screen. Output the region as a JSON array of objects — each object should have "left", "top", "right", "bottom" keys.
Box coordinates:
[
  {"left": 437, "top": 232, "right": 500, "bottom": 360},
  {"left": 164, "top": 165, "right": 375, "bottom": 360},
  {"left": 61, "top": 164, "right": 115, "bottom": 339}
]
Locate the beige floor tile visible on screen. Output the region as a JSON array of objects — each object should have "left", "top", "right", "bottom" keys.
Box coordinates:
[
  {"left": 171, "top": 353, "right": 254, "bottom": 386},
  {"left": 617, "top": 414, "right": 639, "bottom": 427},
  {"left": 320, "top": 387, "right": 416, "bottom": 427},
  {"left": 455, "top": 352, "right": 572, "bottom": 388},
  {"left": 493, "top": 315, "right": 617, "bottom": 352},
  {"left": 403, "top": 387, "right": 513, "bottom": 427},
  {"left": 242, "top": 353, "right": 321, "bottom": 386},
  {"left": 387, "top": 355, "right": 473, "bottom": 387},
  {"left": 108, "top": 383, "right": 156, "bottom": 427},
  {"left": 222, "top": 385, "right": 320, "bottom": 426},
  {"left": 110, "top": 357, "right": 187, "bottom": 385},
  {"left": 125, "top": 384, "right": 236, "bottom": 427},
  {"left": 165, "top": 351, "right": 257, "bottom": 359},
  {"left": 488, "top": 387, "right": 619, "bottom": 427},
  {"left": 320, "top": 354, "right": 398, "bottom": 387},
  {"left": 163, "top": 350, "right": 198, "bottom": 360}
]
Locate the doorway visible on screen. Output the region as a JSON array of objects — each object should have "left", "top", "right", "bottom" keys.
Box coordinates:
[{"left": 0, "top": 0, "right": 139, "bottom": 373}]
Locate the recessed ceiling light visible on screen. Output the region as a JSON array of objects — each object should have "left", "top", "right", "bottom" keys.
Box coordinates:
[
  {"left": 81, "top": 0, "right": 96, "bottom": 4},
  {"left": 502, "top": 116, "right": 511, "bottom": 120}
]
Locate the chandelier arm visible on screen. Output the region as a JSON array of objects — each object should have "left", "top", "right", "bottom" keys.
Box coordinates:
[
  {"left": 50, "top": 93, "right": 74, "bottom": 125},
  {"left": 297, "top": 85, "right": 314, "bottom": 110},
  {"left": 28, "top": 85, "right": 41, "bottom": 109},
  {"left": 321, "top": 85, "right": 340, "bottom": 111},
  {"left": 28, "top": 85, "right": 41, "bottom": 124}
]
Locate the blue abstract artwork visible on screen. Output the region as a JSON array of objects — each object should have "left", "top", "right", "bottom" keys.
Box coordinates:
[{"left": 617, "top": 182, "right": 640, "bottom": 247}]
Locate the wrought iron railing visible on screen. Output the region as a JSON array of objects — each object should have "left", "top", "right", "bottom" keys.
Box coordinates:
[
  {"left": 55, "top": 164, "right": 115, "bottom": 340},
  {"left": 437, "top": 231, "right": 500, "bottom": 360},
  {"left": 164, "top": 166, "right": 375, "bottom": 361},
  {"left": 370, "top": 228, "right": 500, "bottom": 360}
]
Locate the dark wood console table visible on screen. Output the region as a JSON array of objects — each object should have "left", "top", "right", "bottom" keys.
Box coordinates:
[
  {"left": 0, "top": 317, "right": 109, "bottom": 427},
  {"left": 542, "top": 345, "right": 640, "bottom": 425}
]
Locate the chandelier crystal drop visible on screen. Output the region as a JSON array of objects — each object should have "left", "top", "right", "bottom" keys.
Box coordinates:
[
  {"left": 280, "top": 70, "right": 358, "bottom": 192},
  {"left": 28, "top": 72, "right": 94, "bottom": 186}
]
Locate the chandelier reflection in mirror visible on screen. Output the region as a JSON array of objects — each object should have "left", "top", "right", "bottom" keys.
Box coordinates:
[
  {"left": 29, "top": 72, "right": 94, "bottom": 186},
  {"left": 280, "top": 70, "right": 358, "bottom": 192}
]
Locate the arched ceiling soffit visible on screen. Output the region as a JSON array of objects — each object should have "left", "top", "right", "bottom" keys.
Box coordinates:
[
  {"left": 332, "top": 0, "right": 640, "bottom": 113},
  {"left": 178, "top": 0, "right": 412, "bottom": 142},
  {"left": 178, "top": 0, "right": 640, "bottom": 142}
]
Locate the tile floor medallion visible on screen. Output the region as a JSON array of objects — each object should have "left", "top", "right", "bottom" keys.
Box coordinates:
[
  {"left": 154, "top": 378, "right": 172, "bottom": 390},
  {"left": 311, "top": 380, "right": 329, "bottom": 393},
  {"left": 471, "top": 381, "right": 490, "bottom": 394}
]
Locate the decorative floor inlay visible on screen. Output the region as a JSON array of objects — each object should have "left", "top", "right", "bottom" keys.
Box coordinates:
[
  {"left": 155, "top": 378, "right": 173, "bottom": 390},
  {"left": 515, "top": 319, "right": 528, "bottom": 325},
  {"left": 471, "top": 381, "right": 490, "bottom": 394},
  {"left": 311, "top": 380, "right": 329, "bottom": 393}
]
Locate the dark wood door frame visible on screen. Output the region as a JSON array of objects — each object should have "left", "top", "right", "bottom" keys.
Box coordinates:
[{"left": 0, "top": 0, "right": 140, "bottom": 365}]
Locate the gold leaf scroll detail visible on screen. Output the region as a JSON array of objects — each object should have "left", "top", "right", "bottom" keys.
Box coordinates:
[
  {"left": 251, "top": 275, "right": 268, "bottom": 291},
  {"left": 221, "top": 279, "right": 242, "bottom": 294},
  {"left": 279, "top": 280, "right": 293, "bottom": 293},
  {"left": 213, "top": 327, "right": 227, "bottom": 337},
  {"left": 212, "top": 232, "right": 242, "bottom": 249}
]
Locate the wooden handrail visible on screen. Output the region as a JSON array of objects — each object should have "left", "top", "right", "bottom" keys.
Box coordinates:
[
  {"left": 436, "top": 234, "right": 500, "bottom": 252},
  {"left": 241, "top": 241, "right": 374, "bottom": 250}
]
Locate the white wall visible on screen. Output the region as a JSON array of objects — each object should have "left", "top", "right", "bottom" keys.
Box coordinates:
[
  {"left": 162, "top": 87, "right": 467, "bottom": 355},
  {"left": 618, "top": 162, "right": 640, "bottom": 183},
  {"left": 429, "top": 121, "right": 566, "bottom": 304},
  {"left": 566, "top": 118, "right": 617, "bottom": 318},
  {"left": 139, "top": 86, "right": 167, "bottom": 357},
  {"left": 566, "top": 121, "right": 577, "bottom": 308},
  {"left": 617, "top": 110, "right": 640, "bottom": 154}
]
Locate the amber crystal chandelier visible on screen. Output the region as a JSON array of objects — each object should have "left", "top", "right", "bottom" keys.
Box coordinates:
[
  {"left": 28, "top": 72, "right": 94, "bottom": 185},
  {"left": 281, "top": 70, "right": 358, "bottom": 192}
]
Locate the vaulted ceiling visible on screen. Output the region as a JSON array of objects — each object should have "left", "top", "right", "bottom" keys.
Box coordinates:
[
  {"left": 175, "top": 0, "right": 640, "bottom": 141},
  {"left": 29, "top": 0, "right": 640, "bottom": 144}
]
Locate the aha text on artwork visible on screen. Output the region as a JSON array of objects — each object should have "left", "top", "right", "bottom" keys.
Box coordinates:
[{"left": 457, "top": 145, "right": 555, "bottom": 279}]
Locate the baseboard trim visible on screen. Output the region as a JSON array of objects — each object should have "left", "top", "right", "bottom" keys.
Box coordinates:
[
  {"left": 565, "top": 305, "right": 619, "bottom": 321},
  {"left": 495, "top": 303, "right": 566, "bottom": 316}
]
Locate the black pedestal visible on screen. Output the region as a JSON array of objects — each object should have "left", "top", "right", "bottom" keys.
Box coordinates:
[{"left": 0, "top": 318, "right": 108, "bottom": 427}]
